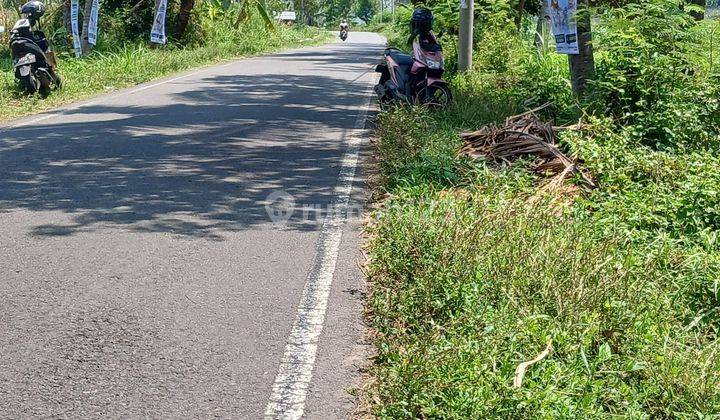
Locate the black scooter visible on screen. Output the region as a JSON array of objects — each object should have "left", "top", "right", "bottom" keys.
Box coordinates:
[{"left": 3, "top": 1, "right": 61, "bottom": 94}]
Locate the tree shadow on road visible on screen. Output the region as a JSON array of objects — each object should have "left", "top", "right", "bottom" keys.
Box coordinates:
[{"left": 0, "top": 45, "right": 381, "bottom": 240}]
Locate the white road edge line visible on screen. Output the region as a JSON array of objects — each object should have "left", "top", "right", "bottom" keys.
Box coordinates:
[
  {"left": 264, "top": 70, "right": 376, "bottom": 420},
  {"left": 127, "top": 70, "right": 202, "bottom": 94},
  {"left": 0, "top": 44, "right": 332, "bottom": 134}
]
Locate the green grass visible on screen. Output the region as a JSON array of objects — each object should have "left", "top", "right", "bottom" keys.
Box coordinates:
[
  {"left": 368, "top": 188, "right": 720, "bottom": 418},
  {"left": 365, "top": 16, "right": 720, "bottom": 419},
  {"left": 0, "top": 24, "right": 329, "bottom": 121}
]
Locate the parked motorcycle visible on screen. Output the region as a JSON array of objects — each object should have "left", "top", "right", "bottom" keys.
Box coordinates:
[
  {"left": 374, "top": 8, "right": 451, "bottom": 108},
  {"left": 3, "top": 1, "right": 61, "bottom": 94}
]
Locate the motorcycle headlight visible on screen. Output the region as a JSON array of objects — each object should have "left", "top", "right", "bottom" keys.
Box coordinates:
[{"left": 426, "top": 59, "right": 442, "bottom": 70}]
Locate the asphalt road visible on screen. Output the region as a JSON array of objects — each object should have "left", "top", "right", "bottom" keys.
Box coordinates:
[{"left": 0, "top": 32, "right": 384, "bottom": 419}]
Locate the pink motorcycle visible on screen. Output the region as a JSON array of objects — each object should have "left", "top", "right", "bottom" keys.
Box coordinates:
[{"left": 374, "top": 9, "right": 452, "bottom": 108}]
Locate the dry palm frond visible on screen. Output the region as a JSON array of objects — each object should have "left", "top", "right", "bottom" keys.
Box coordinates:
[{"left": 461, "top": 104, "right": 594, "bottom": 188}]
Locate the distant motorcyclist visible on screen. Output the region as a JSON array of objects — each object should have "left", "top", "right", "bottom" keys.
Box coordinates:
[{"left": 339, "top": 19, "right": 349, "bottom": 41}]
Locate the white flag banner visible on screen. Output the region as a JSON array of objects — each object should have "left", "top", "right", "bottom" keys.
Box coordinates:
[
  {"left": 87, "top": 0, "right": 100, "bottom": 45},
  {"left": 150, "top": 0, "right": 167, "bottom": 45},
  {"left": 547, "top": 0, "right": 579, "bottom": 54},
  {"left": 70, "top": 0, "right": 82, "bottom": 57}
]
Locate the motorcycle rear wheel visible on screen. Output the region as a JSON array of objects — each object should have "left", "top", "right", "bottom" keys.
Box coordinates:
[
  {"left": 19, "top": 74, "right": 40, "bottom": 94},
  {"left": 416, "top": 84, "right": 453, "bottom": 109}
]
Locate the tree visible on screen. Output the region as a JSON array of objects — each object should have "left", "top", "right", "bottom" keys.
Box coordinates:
[
  {"left": 81, "top": 0, "right": 93, "bottom": 53},
  {"left": 688, "top": 0, "right": 705, "bottom": 20},
  {"left": 568, "top": 5, "right": 594, "bottom": 97},
  {"left": 63, "top": 0, "right": 73, "bottom": 37},
  {"left": 324, "top": 0, "right": 353, "bottom": 24},
  {"left": 354, "top": 0, "right": 376, "bottom": 22},
  {"left": 174, "top": 0, "right": 195, "bottom": 39},
  {"left": 516, "top": 0, "right": 527, "bottom": 29}
]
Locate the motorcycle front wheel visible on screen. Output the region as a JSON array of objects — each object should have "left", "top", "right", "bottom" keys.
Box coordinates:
[{"left": 416, "top": 84, "right": 453, "bottom": 109}]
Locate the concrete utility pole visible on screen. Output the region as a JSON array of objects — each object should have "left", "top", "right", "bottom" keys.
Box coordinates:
[{"left": 458, "top": 0, "right": 474, "bottom": 71}]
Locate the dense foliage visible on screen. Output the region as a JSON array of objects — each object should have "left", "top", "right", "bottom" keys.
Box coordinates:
[{"left": 366, "top": 0, "right": 720, "bottom": 417}]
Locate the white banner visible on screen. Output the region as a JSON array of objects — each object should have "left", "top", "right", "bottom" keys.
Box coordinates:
[
  {"left": 87, "top": 0, "right": 100, "bottom": 45},
  {"left": 150, "top": 0, "right": 167, "bottom": 45},
  {"left": 70, "top": 0, "right": 82, "bottom": 57},
  {"left": 547, "top": 0, "right": 579, "bottom": 54}
]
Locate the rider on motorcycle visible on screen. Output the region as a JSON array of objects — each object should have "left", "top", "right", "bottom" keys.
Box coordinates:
[{"left": 339, "top": 18, "right": 349, "bottom": 40}]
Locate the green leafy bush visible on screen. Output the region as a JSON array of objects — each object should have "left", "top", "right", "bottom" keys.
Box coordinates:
[
  {"left": 366, "top": 0, "right": 720, "bottom": 417},
  {"left": 588, "top": 0, "right": 720, "bottom": 150}
]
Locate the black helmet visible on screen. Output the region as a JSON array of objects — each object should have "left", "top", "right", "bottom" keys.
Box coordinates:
[
  {"left": 20, "top": 1, "right": 45, "bottom": 21},
  {"left": 410, "top": 8, "right": 434, "bottom": 35}
]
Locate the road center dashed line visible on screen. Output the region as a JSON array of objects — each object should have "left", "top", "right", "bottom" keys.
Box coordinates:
[{"left": 264, "top": 70, "right": 376, "bottom": 420}]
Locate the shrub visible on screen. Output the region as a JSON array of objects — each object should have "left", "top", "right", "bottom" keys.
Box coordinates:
[{"left": 588, "top": 0, "right": 720, "bottom": 150}]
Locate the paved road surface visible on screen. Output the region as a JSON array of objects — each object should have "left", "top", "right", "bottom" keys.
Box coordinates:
[{"left": 0, "top": 32, "right": 383, "bottom": 418}]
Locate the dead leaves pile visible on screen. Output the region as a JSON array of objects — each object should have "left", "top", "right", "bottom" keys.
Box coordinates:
[{"left": 460, "top": 104, "right": 595, "bottom": 191}]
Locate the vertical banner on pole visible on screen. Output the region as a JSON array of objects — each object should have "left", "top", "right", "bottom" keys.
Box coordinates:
[
  {"left": 150, "top": 0, "right": 168, "bottom": 45},
  {"left": 70, "top": 0, "right": 82, "bottom": 57},
  {"left": 547, "top": 0, "right": 579, "bottom": 54},
  {"left": 88, "top": 0, "right": 100, "bottom": 45}
]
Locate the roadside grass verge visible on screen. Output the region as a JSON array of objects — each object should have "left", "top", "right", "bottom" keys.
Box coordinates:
[
  {"left": 0, "top": 23, "right": 329, "bottom": 122},
  {"left": 368, "top": 185, "right": 720, "bottom": 418},
  {"left": 365, "top": 13, "right": 720, "bottom": 418}
]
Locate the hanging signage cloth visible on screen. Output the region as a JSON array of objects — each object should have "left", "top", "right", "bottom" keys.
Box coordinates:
[
  {"left": 87, "top": 0, "right": 100, "bottom": 45},
  {"left": 547, "top": 0, "right": 579, "bottom": 54},
  {"left": 150, "top": 0, "right": 167, "bottom": 45},
  {"left": 71, "top": 0, "right": 82, "bottom": 57}
]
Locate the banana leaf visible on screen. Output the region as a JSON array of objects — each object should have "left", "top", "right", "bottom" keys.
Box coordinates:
[{"left": 255, "top": 0, "right": 275, "bottom": 30}]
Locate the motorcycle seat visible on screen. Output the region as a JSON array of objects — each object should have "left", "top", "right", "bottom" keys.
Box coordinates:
[
  {"left": 11, "top": 38, "right": 48, "bottom": 58},
  {"left": 388, "top": 50, "right": 414, "bottom": 67},
  {"left": 420, "top": 40, "right": 442, "bottom": 52}
]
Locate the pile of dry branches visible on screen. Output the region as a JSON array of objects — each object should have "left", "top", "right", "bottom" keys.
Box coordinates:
[{"left": 461, "top": 104, "right": 594, "bottom": 189}]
